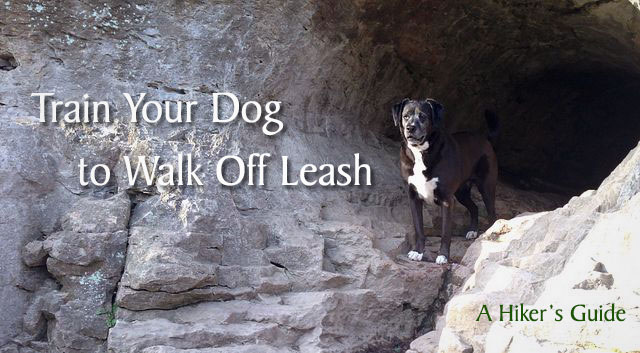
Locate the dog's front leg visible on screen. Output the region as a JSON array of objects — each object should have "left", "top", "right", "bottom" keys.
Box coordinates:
[
  {"left": 436, "top": 200, "right": 453, "bottom": 264},
  {"left": 407, "top": 187, "right": 434, "bottom": 262}
]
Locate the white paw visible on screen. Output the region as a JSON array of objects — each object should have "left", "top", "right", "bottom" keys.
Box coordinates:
[
  {"left": 435, "top": 255, "right": 448, "bottom": 264},
  {"left": 465, "top": 231, "right": 478, "bottom": 240},
  {"left": 407, "top": 251, "right": 423, "bottom": 261}
]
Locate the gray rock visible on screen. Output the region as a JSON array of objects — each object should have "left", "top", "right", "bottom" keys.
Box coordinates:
[
  {"left": 22, "top": 241, "right": 47, "bottom": 267},
  {"left": 60, "top": 192, "right": 130, "bottom": 233},
  {"left": 140, "top": 346, "right": 298, "bottom": 353},
  {"left": 20, "top": 195, "right": 129, "bottom": 353},
  {"left": 116, "top": 285, "right": 256, "bottom": 311},
  {"left": 43, "top": 231, "right": 127, "bottom": 270},
  {"left": 0, "top": 344, "right": 19, "bottom": 353},
  {"left": 117, "top": 227, "right": 220, "bottom": 296},
  {"left": 573, "top": 271, "right": 614, "bottom": 290}
]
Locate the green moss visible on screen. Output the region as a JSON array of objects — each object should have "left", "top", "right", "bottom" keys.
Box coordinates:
[{"left": 97, "top": 303, "right": 118, "bottom": 328}]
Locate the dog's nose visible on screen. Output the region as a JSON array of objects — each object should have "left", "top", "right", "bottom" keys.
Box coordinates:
[{"left": 407, "top": 124, "right": 417, "bottom": 133}]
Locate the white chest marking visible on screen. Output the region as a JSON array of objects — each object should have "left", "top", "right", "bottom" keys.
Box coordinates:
[{"left": 407, "top": 144, "right": 439, "bottom": 203}]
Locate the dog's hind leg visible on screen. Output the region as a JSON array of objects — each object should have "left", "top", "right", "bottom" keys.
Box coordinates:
[
  {"left": 476, "top": 153, "right": 498, "bottom": 229},
  {"left": 478, "top": 177, "right": 497, "bottom": 226},
  {"left": 455, "top": 184, "right": 479, "bottom": 240}
]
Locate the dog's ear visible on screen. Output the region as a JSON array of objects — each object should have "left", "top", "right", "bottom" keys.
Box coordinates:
[
  {"left": 426, "top": 99, "right": 444, "bottom": 127},
  {"left": 391, "top": 98, "right": 409, "bottom": 127}
]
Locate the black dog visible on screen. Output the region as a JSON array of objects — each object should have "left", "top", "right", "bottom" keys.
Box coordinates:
[{"left": 391, "top": 98, "right": 499, "bottom": 264}]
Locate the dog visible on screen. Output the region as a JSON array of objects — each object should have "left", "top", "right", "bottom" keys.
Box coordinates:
[{"left": 391, "top": 98, "right": 499, "bottom": 264}]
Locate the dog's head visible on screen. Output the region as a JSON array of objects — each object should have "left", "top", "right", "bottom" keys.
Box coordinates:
[{"left": 391, "top": 98, "right": 444, "bottom": 147}]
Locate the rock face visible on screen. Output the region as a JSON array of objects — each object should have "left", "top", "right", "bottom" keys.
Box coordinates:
[
  {"left": 410, "top": 142, "right": 640, "bottom": 353},
  {"left": 109, "top": 196, "right": 447, "bottom": 352},
  {"left": 21, "top": 193, "right": 130, "bottom": 353},
  {"left": 1, "top": 0, "right": 640, "bottom": 353}
]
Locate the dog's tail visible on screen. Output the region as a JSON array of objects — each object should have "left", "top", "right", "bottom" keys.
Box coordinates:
[{"left": 485, "top": 109, "right": 499, "bottom": 145}]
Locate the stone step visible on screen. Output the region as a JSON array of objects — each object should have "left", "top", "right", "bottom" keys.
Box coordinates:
[
  {"left": 140, "top": 345, "right": 298, "bottom": 353},
  {"left": 108, "top": 320, "right": 297, "bottom": 352}
]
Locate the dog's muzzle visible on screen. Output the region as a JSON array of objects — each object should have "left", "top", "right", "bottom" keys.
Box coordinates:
[{"left": 406, "top": 135, "right": 426, "bottom": 146}]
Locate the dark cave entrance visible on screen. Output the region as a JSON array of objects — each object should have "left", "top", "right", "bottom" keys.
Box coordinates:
[
  {"left": 359, "top": 0, "right": 640, "bottom": 196},
  {"left": 498, "top": 64, "right": 640, "bottom": 193}
]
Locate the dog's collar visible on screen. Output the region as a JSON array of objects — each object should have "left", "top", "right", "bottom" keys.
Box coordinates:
[{"left": 408, "top": 140, "right": 429, "bottom": 151}]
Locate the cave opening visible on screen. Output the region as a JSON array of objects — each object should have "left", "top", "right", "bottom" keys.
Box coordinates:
[
  {"left": 340, "top": 0, "right": 640, "bottom": 196},
  {"left": 497, "top": 63, "right": 640, "bottom": 193}
]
